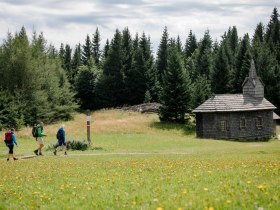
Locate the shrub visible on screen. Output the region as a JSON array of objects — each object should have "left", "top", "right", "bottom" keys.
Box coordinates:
[
  {"left": 68, "top": 140, "right": 89, "bottom": 151},
  {"left": 46, "top": 140, "right": 89, "bottom": 151}
]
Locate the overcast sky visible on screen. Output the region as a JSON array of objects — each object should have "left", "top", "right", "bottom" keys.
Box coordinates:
[{"left": 0, "top": 0, "right": 279, "bottom": 52}]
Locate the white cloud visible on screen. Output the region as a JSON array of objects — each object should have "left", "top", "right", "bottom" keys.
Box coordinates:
[{"left": 0, "top": 0, "right": 279, "bottom": 52}]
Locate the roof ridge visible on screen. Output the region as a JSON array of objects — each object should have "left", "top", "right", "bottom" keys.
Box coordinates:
[{"left": 193, "top": 94, "right": 276, "bottom": 113}]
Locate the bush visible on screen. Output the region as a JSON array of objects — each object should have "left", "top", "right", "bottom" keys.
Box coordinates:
[
  {"left": 68, "top": 140, "right": 89, "bottom": 151},
  {"left": 46, "top": 140, "right": 89, "bottom": 151}
]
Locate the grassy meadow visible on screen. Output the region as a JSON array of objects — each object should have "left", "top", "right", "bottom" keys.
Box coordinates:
[{"left": 0, "top": 109, "right": 280, "bottom": 209}]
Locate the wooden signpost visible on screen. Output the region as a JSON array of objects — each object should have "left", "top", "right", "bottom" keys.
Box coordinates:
[{"left": 86, "top": 110, "right": 91, "bottom": 144}]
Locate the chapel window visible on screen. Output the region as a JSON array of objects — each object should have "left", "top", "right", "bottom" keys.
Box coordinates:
[
  {"left": 240, "top": 118, "right": 246, "bottom": 129},
  {"left": 256, "top": 116, "right": 263, "bottom": 130}
]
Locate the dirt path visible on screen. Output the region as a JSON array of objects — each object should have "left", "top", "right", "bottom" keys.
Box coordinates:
[{"left": 19, "top": 151, "right": 190, "bottom": 159}]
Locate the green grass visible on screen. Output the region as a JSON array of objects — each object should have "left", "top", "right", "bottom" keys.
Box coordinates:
[{"left": 0, "top": 110, "right": 280, "bottom": 209}]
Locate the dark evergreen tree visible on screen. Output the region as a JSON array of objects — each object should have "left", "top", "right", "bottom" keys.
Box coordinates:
[
  {"left": 252, "top": 31, "right": 280, "bottom": 114},
  {"left": 59, "top": 43, "right": 65, "bottom": 67},
  {"left": 216, "top": 28, "right": 236, "bottom": 93},
  {"left": 126, "top": 41, "right": 147, "bottom": 104},
  {"left": 96, "top": 29, "right": 124, "bottom": 107},
  {"left": 156, "top": 26, "right": 169, "bottom": 86},
  {"left": 232, "top": 33, "right": 251, "bottom": 93},
  {"left": 191, "top": 75, "right": 212, "bottom": 109},
  {"left": 253, "top": 22, "right": 265, "bottom": 44},
  {"left": 176, "top": 35, "right": 183, "bottom": 55},
  {"left": 185, "top": 55, "right": 196, "bottom": 81},
  {"left": 75, "top": 58, "right": 98, "bottom": 109},
  {"left": 212, "top": 39, "right": 219, "bottom": 56},
  {"left": 103, "top": 39, "right": 110, "bottom": 59},
  {"left": 265, "top": 8, "right": 280, "bottom": 63},
  {"left": 211, "top": 41, "right": 231, "bottom": 93},
  {"left": 71, "top": 43, "right": 82, "bottom": 85},
  {"left": 140, "top": 34, "right": 159, "bottom": 102},
  {"left": 124, "top": 32, "right": 158, "bottom": 105},
  {"left": 250, "top": 9, "right": 280, "bottom": 113},
  {"left": 121, "top": 27, "right": 134, "bottom": 104},
  {"left": 64, "top": 44, "right": 72, "bottom": 78},
  {"left": 159, "top": 44, "right": 192, "bottom": 123},
  {"left": 82, "top": 34, "right": 92, "bottom": 65},
  {"left": 47, "top": 44, "right": 58, "bottom": 59},
  {"left": 133, "top": 33, "right": 139, "bottom": 50},
  {"left": 139, "top": 33, "right": 148, "bottom": 58},
  {"left": 92, "top": 27, "right": 101, "bottom": 65},
  {"left": 31, "top": 32, "right": 46, "bottom": 57},
  {"left": 0, "top": 90, "right": 23, "bottom": 129},
  {"left": 265, "top": 7, "right": 280, "bottom": 44},
  {"left": 228, "top": 26, "right": 239, "bottom": 56},
  {"left": 99, "top": 39, "right": 110, "bottom": 70},
  {"left": 184, "top": 30, "right": 198, "bottom": 59},
  {"left": 195, "top": 30, "right": 213, "bottom": 78}
]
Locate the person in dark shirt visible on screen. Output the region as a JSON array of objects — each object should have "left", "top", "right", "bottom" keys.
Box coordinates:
[{"left": 53, "top": 125, "right": 67, "bottom": 156}]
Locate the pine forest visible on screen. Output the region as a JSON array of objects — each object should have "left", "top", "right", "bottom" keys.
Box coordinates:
[{"left": 0, "top": 7, "right": 280, "bottom": 129}]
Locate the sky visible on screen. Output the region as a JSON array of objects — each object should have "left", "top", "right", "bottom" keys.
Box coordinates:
[{"left": 0, "top": 0, "right": 279, "bottom": 52}]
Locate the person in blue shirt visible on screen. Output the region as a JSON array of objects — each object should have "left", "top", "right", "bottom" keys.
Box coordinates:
[
  {"left": 53, "top": 124, "right": 67, "bottom": 155},
  {"left": 5, "top": 128, "right": 18, "bottom": 161}
]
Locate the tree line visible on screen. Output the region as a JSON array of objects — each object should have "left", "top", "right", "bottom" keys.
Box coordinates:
[{"left": 0, "top": 8, "right": 279, "bottom": 128}]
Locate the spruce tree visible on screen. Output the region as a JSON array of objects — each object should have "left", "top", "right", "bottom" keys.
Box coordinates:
[
  {"left": 99, "top": 39, "right": 110, "bottom": 70},
  {"left": 64, "top": 44, "right": 72, "bottom": 79},
  {"left": 126, "top": 43, "right": 147, "bottom": 104},
  {"left": 253, "top": 21, "right": 280, "bottom": 113},
  {"left": 253, "top": 23, "right": 264, "bottom": 44},
  {"left": 82, "top": 34, "right": 92, "bottom": 66},
  {"left": 265, "top": 8, "right": 280, "bottom": 44},
  {"left": 159, "top": 43, "right": 192, "bottom": 123},
  {"left": 140, "top": 33, "right": 159, "bottom": 102},
  {"left": 265, "top": 8, "right": 280, "bottom": 63},
  {"left": 184, "top": 30, "right": 198, "bottom": 59},
  {"left": 253, "top": 41, "right": 278, "bottom": 100},
  {"left": 59, "top": 43, "right": 65, "bottom": 64},
  {"left": 96, "top": 29, "right": 124, "bottom": 107},
  {"left": 71, "top": 43, "right": 82, "bottom": 85},
  {"left": 218, "top": 27, "right": 238, "bottom": 93},
  {"left": 156, "top": 26, "right": 169, "bottom": 86},
  {"left": 191, "top": 75, "right": 212, "bottom": 109},
  {"left": 92, "top": 27, "right": 101, "bottom": 65},
  {"left": 185, "top": 56, "right": 196, "bottom": 81},
  {"left": 232, "top": 33, "right": 251, "bottom": 93},
  {"left": 228, "top": 26, "right": 239, "bottom": 56},
  {"left": 121, "top": 27, "right": 134, "bottom": 104},
  {"left": 176, "top": 35, "right": 183, "bottom": 55},
  {"left": 31, "top": 32, "right": 46, "bottom": 57},
  {"left": 103, "top": 39, "right": 110, "bottom": 59},
  {"left": 75, "top": 58, "right": 98, "bottom": 110},
  {"left": 211, "top": 41, "right": 231, "bottom": 93},
  {"left": 195, "top": 30, "right": 213, "bottom": 78}
]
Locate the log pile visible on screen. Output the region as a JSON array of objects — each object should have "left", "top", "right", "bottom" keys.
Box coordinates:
[{"left": 122, "top": 103, "right": 161, "bottom": 113}]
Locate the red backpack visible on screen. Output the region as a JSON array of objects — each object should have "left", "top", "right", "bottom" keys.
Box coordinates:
[{"left": 4, "top": 130, "right": 12, "bottom": 143}]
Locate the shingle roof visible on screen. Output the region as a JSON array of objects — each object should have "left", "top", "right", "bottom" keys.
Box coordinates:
[
  {"left": 273, "top": 112, "right": 280, "bottom": 120},
  {"left": 193, "top": 94, "right": 276, "bottom": 113}
]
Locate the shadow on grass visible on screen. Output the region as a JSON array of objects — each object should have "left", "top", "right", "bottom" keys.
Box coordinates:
[
  {"left": 150, "top": 121, "right": 196, "bottom": 135},
  {"left": 229, "top": 137, "right": 272, "bottom": 142}
]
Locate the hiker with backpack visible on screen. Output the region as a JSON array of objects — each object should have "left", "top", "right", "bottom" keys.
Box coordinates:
[
  {"left": 53, "top": 124, "right": 67, "bottom": 155},
  {"left": 33, "top": 122, "right": 46, "bottom": 156},
  {"left": 4, "top": 128, "right": 18, "bottom": 161}
]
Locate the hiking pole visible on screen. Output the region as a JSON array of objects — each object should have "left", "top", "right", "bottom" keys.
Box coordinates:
[{"left": 86, "top": 109, "right": 91, "bottom": 144}]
